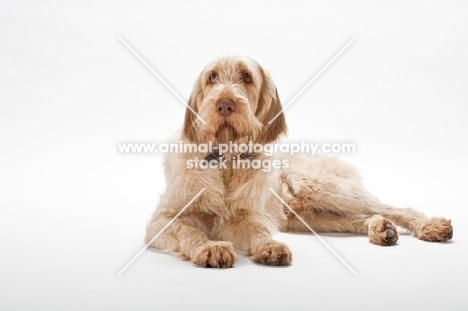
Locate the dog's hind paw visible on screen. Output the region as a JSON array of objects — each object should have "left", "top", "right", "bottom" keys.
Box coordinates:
[
  {"left": 369, "top": 219, "right": 399, "bottom": 246},
  {"left": 417, "top": 218, "right": 453, "bottom": 242},
  {"left": 250, "top": 240, "right": 292, "bottom": 266}
]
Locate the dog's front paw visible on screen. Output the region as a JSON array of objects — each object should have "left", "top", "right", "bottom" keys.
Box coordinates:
[
  {"left": 417, "top": 218, "right": 453, "bottom": 242},
  {"left": 192, "top": 241, "right": 236, "bottom": 268},
  {"left": 250, "top": 240, "right": 292, "bottom": 266},
  {"left": 369, "top": 219, "right": 398, "bottom": 246}
]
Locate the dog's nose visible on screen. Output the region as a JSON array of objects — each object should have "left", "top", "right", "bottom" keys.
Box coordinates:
[{"left": 215, "top": 98, "right": 236, "bottom": 117}]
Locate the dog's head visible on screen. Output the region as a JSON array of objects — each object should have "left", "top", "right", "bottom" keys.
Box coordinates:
[{"left": 182, "top": 56, "right": 287, "bottom": 144}]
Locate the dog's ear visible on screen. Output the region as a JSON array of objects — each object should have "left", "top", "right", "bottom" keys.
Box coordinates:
[
  {"left": 182, "top": 75, "right": 203, "bottom": 143},
  {"left": 255, "top": 70, "right": 287, "bottom": 143}
]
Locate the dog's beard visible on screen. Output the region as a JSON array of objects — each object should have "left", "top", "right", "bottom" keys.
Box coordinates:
[
  {"left": 212, "top": 125, "right": 254, "bottom": 160},
  {"left": 215, "top": 125, "right": 239, "bottom": 144}
]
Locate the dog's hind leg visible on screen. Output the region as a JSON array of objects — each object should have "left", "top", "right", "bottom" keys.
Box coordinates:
[
  {"left": 279, "top": 155, "right": 453, "bottom": 242},
  {"left": 287, "top": 188, "right": 453, "bottom": 243},
  {"left": 284, "top": 199, "right": 399, "bottom": 246}
]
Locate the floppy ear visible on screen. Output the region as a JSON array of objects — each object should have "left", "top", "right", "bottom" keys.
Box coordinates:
[
  {"left": 182, "top": 75, "right": 203, "bottom": 143},
  {"left": 255, "top": 71, "right": 287, "bottom": 143}
]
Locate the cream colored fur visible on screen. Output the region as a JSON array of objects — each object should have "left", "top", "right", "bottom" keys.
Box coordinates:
[{"left": 145, "top": 56, "right": 453, "bottom": 268}]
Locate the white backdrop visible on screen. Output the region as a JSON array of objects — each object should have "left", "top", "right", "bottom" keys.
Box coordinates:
[{"left": 1, "top": 1, "right": 467, "bottom": 310}]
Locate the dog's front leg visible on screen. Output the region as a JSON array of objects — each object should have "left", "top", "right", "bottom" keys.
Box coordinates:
[
  {"left": 214, "top": 209, "right": 292, "bottom": 266},
  {"left": 146, "top": 209, "right": 236, "bottom": 268}
]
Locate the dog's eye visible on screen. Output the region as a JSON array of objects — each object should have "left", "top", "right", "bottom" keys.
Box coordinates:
[
  {"left": 242, "top": 73, "right": 252, "bottom": 83},
  {"left": 209, "top": 73, "right": 217, "bottom": 83}
]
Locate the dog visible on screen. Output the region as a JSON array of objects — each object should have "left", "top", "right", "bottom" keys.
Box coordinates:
[{"left": 145, "top": 56, "right": 453, "bottom": 267}]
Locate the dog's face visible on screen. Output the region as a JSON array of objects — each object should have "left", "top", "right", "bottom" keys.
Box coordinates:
[{"left": 183, "top": 56, "right": 287, "bottom": 144}]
